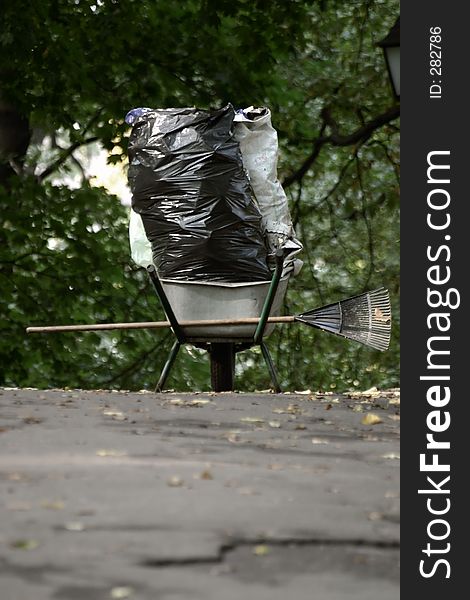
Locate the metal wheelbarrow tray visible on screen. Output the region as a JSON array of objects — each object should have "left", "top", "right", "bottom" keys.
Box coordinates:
[
  {"left": 147, "top": 251, "right": 287, "bottom": 393},
  {"left": 160, "top": 277, "right": 288, "bottom": 340}
]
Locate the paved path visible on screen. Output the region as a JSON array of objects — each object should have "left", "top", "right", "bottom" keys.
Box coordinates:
[{"left": 0, "top": 388, "right": 400, "bottom": 600}]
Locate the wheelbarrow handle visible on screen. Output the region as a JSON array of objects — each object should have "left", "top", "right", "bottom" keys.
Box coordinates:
[{"left": 253, "top": 249, "right": 285, "bottom": 345}]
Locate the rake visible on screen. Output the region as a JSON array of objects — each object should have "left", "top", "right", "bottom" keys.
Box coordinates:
[
  {"left": 27, "top": 288, "right": 391, "bottom": 352},
  {"left": 295, "top": 287, "right": 391, "bottom": 351}
]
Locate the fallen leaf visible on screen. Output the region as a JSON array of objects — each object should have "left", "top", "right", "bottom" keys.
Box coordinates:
[
  {"left": 170, "top": 398, "right": 211, "bottom": 407},
  {"left": 167, "top": 476, "right": 184, "bottom": 487},
  {"left": 240, "top": 417, "right": 265, "bottom": 424},
  {"left": 110, "top": 587, "right": 134, "bottom": 599},
  {"left": 11, "top": 539, "right": 39, "bottom": 550},
  {"left": 102, "top": 409, "right": 127, "bottom": 422},
  {"left": 199, "top": 470, "right": 213, "bottom": 480},
  {"left": 388, "top": 414, "right": 400, "bottom": 421},
  {"left": 7, "top": 473, "right": 27, "bottom": 481},
  {"left": 374, "top": 308, "right": 390, "bottom": 323},
  {"left": 294, "top": 389, "right": 313, "bottom": 395},
  {"left": 368, "top": 511, "right": 383, "bottom": 521},
  {"left": 102, "top": 410, "right": 125, "bottom": 417},
  {"left": 96, "top": 449, "right": 127, "bottom": 457},
  {"left": 382, "top": 452, "right": 400, "bottom": 460},
  {"left": 169, "top": 398, "right": 184, "bottom": 405},
  {"left": 295, "top": 424, "right": 307, "bottom": 430},
  {"left": 23, "top": 416, "right": 43, "bottom": 424},
  {"left": 268, "top": 420, "right": 281, "bottom": 428},
  {"left": 253, "top": 544, "right": 270, "bottom": 556},
  {"left": 312, "top": 437, "right": 329, "bottom": 445},
  {"left": 352, "top": 405, "right": 364, "bottom": 412},
  {"left": 272, "top": 408, "right": 286, "bottom": 414},
  {"left": 361, "top": 413, "right": 383, "bottom": 426}
]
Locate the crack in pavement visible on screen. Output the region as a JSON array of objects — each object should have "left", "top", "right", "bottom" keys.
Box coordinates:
[{"left": 140, "top": 537, "right": 400, "bottom": 568}]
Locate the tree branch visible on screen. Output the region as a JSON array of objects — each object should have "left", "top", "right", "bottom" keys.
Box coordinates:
[
  {"left": 312, "top": 144, "right": 363, "bottom": 211},
  {"left": 38, "top": 136, "right": 99, "bottom": 182},
  {"left": 283, "top": 104, "right": 400, "bottom": 188},
  {"left": 283, "top": 121, "right": 327, "bottom": 188},
  {"left": 328, "top": 104, "right": 400, "bottom": 146},
  {"left": 368, "top": 139, "right": 400, "bottom": 185},
  {"left": 355, "top": 156, "right": 375, "bottom": 290}
]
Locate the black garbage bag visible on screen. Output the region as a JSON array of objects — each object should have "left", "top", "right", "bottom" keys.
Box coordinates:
[{"left": 126, "top": 104, "right": 271, "bottom": 282}]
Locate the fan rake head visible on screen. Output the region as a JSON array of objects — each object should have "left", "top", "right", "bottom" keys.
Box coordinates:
[{"left": 296, "top": 287, "right": 391, "bottom": 351}]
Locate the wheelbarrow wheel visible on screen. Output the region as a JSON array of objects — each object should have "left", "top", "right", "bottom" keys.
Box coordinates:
[{"left": 210, "top": 343, "right": 235, "bottom": 392}]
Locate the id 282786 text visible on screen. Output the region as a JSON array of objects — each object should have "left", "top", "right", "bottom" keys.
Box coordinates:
[{"left": 429, "top": 27, "right": 442, "bottom": 99}]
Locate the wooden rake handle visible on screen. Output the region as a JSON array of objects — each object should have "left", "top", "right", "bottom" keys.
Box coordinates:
[{"left": 26, "top": 315, "right": 296, "bottom": 334}]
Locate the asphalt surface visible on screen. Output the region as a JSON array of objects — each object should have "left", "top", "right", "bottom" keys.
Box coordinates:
[{"left": 0, "top": 387, "right": 400, "bottom": 600}]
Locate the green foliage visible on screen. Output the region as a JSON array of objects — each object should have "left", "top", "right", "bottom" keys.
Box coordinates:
[
  {"left": 1, "top": 178, "right": 155, "bottom": 388},
  {"left": 0, "top": 0, "right": 399, "bottom": 392}
]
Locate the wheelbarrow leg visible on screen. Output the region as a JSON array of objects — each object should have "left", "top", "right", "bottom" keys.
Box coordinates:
[
  {"left": 147, "top": 265, "right": 186, "bottom": 393},
  {"left": 147, "top": 265, "right": 186, "bottom": 344},
  {"left": 260, "top": 342, "right": 281, "bottom": 393},
  {"left": 155, "top": 340, "right": 181, "bottom": 392}
]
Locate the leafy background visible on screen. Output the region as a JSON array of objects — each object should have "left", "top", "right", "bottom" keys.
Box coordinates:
[{"left": 0, "top": 0, "right": 399, "bottom": 392}]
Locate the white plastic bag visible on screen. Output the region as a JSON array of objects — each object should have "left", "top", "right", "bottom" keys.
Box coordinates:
[
  {"left": 234, "top": 106, "right": 302, "bottom": 276},
  {"left": 128, "top": 207, "right": 152, "bottom": 268}
]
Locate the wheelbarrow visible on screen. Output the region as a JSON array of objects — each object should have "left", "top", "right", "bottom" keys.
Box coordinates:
[
  {"left": 147, "top": 250, "right": 288, "bottom": 393},
  {"left": 26, "top": 253, "right": 391, "bottom": 391}
]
